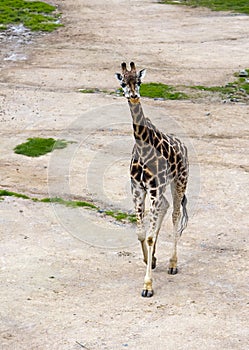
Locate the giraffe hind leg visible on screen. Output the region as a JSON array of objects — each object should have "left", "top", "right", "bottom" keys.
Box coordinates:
[
  {"left": 179, "top": 194, "right": 188, "bottom": 235},
  {"left": 141, "top": 235, "right": 154, "bottom": 297},
  {"left": 168, "top": 184, "right": 188, "bottom": 275}
]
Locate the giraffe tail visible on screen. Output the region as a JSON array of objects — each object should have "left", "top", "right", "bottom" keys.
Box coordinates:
[{"left": 179, "top": 195, "right": 188, "bottom": 235}]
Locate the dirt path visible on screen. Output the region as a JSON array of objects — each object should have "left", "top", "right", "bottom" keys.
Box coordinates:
[{"left": 0, "top": 1, "right": 248, "bottom": 349}]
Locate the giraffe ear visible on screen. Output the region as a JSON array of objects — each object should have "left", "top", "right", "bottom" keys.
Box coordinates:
[
  {"left": 115, "top": 73, "right": 123, "bottom": 82},
  {"left": 138, "top": 69, "right": 146, "bottom": 81}
]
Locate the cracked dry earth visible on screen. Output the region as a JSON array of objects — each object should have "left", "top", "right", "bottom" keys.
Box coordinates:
[{"left": 0, "top": 1, "right": 248, "bottom": 349}]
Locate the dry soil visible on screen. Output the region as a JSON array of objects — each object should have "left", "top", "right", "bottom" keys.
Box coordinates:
[{"left": 0, "top": 1, "right": 248, "bottom": 349}]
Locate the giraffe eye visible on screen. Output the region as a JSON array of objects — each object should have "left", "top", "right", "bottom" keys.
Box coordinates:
[
  {"left": 121, "top": 83, "right": 126, "bottom": 88},
  {"left": 137, "top": 81, "right": 141, "bottom": 86}
]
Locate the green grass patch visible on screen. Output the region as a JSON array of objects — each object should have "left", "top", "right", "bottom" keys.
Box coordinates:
[
  {"left": 140, "top": 83, "right": 188, "bottom": 100},
  {"left": 104, "top": 210, "right": 137, "bottom": 223},
  {"left": 79, "top": 88, "right": 100, "bottom": 94},
  {"left": 162, "top": 0, "right": 249, "bottom": 15},
  {"left": 40, "top": 197, "right": 98, "bottom": 209},
  {"left": 14, "top": 138, "right": 69, "bottom": 157},
  {"left": 0, "top": 189, "right": 30, "bottom": 199},
  {"left": 0, "top": 0, "right": 62, "bottom": 32}
]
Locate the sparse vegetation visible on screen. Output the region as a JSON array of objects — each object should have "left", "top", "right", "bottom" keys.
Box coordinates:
[
  {"left": 81, "top": 84, "right": 189, "bottom": 100},
  {"left": 14, "top": 138, "right": 69, "bottom": 157},
  {"left": 80, "top": 69, "right": 248, "bottom": 103},
  {"left": 0, "top": 190, "right": 137, "bottom": 224},
  {"left": 189, "top": 69, "right": 249, "bottom": 101},
  {"left": 162, "top": 0, "right": 249, "bottom": 15},
  {"left": 40, "top": 197, "right": 98, "bottom": 209},
  {"left": 79, "top": 88, "right": 100, "bottom": 94},
  {"left": 0, "top": 0, "right": 62, "bottom": 32}
]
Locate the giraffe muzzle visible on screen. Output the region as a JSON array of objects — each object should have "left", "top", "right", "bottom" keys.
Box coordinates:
[{"left": 129, "top": 96, "right": 140, "bottom": 104}]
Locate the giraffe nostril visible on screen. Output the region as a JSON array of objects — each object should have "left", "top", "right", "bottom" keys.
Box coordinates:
[{"left": 131, "top": 94, "right": 138, "bottom": 98}]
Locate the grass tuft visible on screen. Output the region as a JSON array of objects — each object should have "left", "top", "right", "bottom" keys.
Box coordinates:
[{"left": 14, "top": 138, "right": 68, "bottom": 157}]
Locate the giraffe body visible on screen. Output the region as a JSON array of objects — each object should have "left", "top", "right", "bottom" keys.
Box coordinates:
[{"left": 116, "top": 62, "right": 188, "bottom": 297}]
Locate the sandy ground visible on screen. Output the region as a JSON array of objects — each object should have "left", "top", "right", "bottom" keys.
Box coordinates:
[{"left": 0, "top": 0, "right": 249, "bottom": 349}]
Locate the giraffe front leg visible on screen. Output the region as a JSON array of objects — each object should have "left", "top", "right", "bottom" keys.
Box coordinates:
[
  {"left": 141, "top": 236, "right": 154, "bottom": 297},
  {"left": 138, "top": 228, "right": 148, "bottom": 266},
  {"left": 132, "top": 182, "right": 148, "bottom": 264},
  {"left": 141, "top": 196, "right": 165, "bottom": 297}
]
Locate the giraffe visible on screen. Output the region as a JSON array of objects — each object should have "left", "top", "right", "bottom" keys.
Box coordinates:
[{"left": 115, "top": 62, "right": 189, "bottom": 297}]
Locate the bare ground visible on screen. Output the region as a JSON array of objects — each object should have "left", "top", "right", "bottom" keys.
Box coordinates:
[{"left": 0, "top": 1, "right": 248, "bottom": 349}]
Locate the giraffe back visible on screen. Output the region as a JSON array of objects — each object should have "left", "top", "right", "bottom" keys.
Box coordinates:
[{"left": 130, "top": 118, "right": 188, "bottom": 194}]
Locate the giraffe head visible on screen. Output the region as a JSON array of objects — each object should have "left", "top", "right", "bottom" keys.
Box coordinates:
[{"left": 115, "top": 62, "right": 146, "bottom": 103}]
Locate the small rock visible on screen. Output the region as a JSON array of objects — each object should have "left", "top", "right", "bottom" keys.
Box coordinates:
[
  {"left": 239, "top": 69, "right": 248, "bottom": 77},
  {"left": 230, "top": 98, "right": 239, "bottom": 103}
]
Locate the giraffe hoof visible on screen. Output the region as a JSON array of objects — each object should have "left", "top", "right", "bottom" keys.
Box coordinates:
[
  {"left": 168, "top": 267, "right": 178, "bottom": 275},
  {"left": 141, "top": 289, "right": 154, "bottom": 298}
]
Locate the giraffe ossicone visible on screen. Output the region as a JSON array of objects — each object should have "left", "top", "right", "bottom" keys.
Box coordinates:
[{"left": 115, "top": 62, "right": 189, "bottom": 297}]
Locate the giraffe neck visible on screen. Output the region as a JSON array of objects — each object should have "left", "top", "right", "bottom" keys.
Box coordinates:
[{"left": 128, "top": 101, "right": 149, "bottom": 142}]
